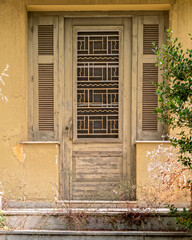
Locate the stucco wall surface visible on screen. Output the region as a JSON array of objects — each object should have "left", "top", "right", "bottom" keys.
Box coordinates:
[
  {"left": 1, "top": 142, "right": 59, "bottom": 201},
  {"left": 136, "top": 143, "right": 191, "bottom": 207},
  {"left": 0, "top": 0, "right": 191, "bottom": 203}
]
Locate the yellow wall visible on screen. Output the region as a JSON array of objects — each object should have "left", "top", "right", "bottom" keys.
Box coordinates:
[
  {"left": 0, "top": 0, "right": 191, "bottom": 203},
  {"left": 6, "top": 143, "right": 59, "bottom": 201},
  {"left": 136, "top": 143, "right": 191, "bottom": 207}
]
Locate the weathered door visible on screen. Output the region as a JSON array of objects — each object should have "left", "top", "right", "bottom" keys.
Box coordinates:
[{"left": 63, "top": 18, "right": 131, "bottom": 200}]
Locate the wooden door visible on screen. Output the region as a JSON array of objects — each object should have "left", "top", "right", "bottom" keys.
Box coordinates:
[{"left": 63, "top": 17, "right": 131, "bottom": 200}]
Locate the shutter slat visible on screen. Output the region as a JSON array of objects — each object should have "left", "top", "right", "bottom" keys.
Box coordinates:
[
  {"left": 38, "top": 25, "right": 54, "bottom": 55},
  {"left": 38, "top": 63, "right": 54, "bottom": 131},
  {"left": 142, "top": 63, "right": 158, "bottom": 131},
  {"left": 37, "top": 23, "right": 54, "bottom": 132},
  {"left": 143, "top": 24, "right": 159, "bottom": 55}
]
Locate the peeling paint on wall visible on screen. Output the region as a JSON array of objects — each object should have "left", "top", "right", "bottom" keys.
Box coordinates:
[
  {"left": 55, "top": 144, "right": 59, "bottom": 165},
  {"left": 12, "top": 144, "right": 26, "bottom": 163}
]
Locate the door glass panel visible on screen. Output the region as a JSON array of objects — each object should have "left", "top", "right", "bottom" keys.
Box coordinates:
[{"left": 76, "top": 31, "right": 119, "bottom": 138}]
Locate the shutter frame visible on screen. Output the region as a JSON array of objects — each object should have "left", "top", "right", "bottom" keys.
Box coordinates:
[
  {"left": 137, "top": 16, "right": 166, "bottom": 140},
  {"left": 30, "top": 16, "right": 59, "bottom": 140}
]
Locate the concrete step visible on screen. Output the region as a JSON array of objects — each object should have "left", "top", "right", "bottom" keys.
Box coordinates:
[
  {"left": 4, "top": 200, "right": 134, "bottom": 209},
  {"left": 0, "top": 230, "right": 192, "bottom": 240},
  {"left": 1, "top": 208, "right": 188, "bottom": 231}
]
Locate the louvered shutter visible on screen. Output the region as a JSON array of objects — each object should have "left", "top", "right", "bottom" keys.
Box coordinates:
[
  {"left": 31, "top": 17, "right": 58, "bottom": 140},
  {"left": 137, "top": 16, "right": 166, "bottom": 140}
]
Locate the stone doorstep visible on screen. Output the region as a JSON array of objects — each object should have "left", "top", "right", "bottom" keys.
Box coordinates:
[
  {"left": 0, "top": 230, "right": 191, "bottom": 236},
  {"left": 0, "top": 207, "right": 182, "bottom": 216},
  {"left": 1, "top": 208, "right": 188, "bottom": 231},
  {"left": 3, "top": 200, "right": 138, "bottom": 209},
  {"left": 4, "top": 200, "right": 190, "bottom": 211}
]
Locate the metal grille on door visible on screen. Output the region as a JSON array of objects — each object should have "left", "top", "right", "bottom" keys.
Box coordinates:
[{"left": 76, "top": 31, "right": 119, "bottom": 138}]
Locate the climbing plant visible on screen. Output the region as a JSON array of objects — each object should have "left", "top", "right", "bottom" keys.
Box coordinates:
[
  {"left": 153, "top": 29, "right": 192, "bottom": 170},
  {"left": 153, "top": 29, "right": 192, "bottom": 230}
]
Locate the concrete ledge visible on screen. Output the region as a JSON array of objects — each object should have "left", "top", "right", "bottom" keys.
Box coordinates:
[
  {"left": 0, "top": 230, "right": 191, "bottom": 236},
  {"left": 4, "top": 200, "right": 138, "bottom": 209},
  {"left": 21, "top": 141, "right": 60, "bottom": 144},
  {"left": 1, "top": 208, "right": 188, "bottom": 231},
  {"left": 2, "top": 208, "right": 172, "bottom": 215},
  {"left": 135, "top": 141, "right": 170, "bottom": 143}
]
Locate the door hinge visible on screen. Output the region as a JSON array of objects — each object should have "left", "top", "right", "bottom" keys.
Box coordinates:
[
  {"left": 31, "top": 26, "right": 34, "bottom": 33},
  {"left": 31, "top": 75, "right": 34, "bottom": 82}
]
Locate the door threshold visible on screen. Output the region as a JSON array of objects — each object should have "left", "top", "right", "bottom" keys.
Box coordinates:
[
  {"left": 56, "top": 200, "right": 137, "bottom": 209},
  {"left": 4, "top": 200, "right": 137, "bottom": 209}
]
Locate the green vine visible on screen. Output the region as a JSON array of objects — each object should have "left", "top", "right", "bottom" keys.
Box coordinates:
[
  {"left": 0, "top": 212, "right": 6, "bottom": 229},
  {"left": 153, "top": 29, "right": 192, "bottom": 231},
  {"left": 153, "top": 29, "right": 192, "bottom": 169}
]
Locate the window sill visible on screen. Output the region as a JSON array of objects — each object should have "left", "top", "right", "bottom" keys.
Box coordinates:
[
  {"left": 21, "top": 141, "right": 60, "bottom": 144},
  {"left": 135, "top": 140, "right": 170, "bottom": 144}
]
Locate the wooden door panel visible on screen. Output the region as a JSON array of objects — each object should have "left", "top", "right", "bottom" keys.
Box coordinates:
[
  {"left": 73, "top": 151, "right": 122, "bottom": 182},
  {"left": 64, "top": 18, "right": 131, "bottom": 200},
  {"left": 72, "top": 182, "right": 119, "bottom": 200}
]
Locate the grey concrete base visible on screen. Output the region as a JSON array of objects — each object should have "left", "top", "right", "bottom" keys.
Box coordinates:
[
  {"left": 1, "top": 209, "right": 189, "bottom": 231},
  {"left": 5, "top": 201, "right": 189, "bottom": 209},
  {"left": 0, "top": 230, "right": 191, "bottom": 240},
  {"left": 4, "top": 200, "right": 137, "bottom": 209}
]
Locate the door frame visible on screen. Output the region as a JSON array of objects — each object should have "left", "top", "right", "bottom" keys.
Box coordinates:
[
  {"left": 62, "top": 17, "right": 132, "bottom": 200},
  {"left": 28, "top": 11, "right": 169, "bottom": 204}
]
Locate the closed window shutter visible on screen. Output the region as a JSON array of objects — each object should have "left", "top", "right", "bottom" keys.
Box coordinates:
[
  {"left": 142, "top": 63, "right": 158, "bottom": 132},
  {"left": 137, "top": 16, "right": 166, "bottom": 140},
  {"left": 143, "top": 24, "right": 159, "bottom": 55},
  {"left": 38, "top": 63, "right": 54, "bottom": 131},
  {"left": 30, "top": 17, "right": 58, "bottom": 140}
]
